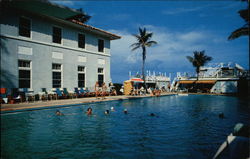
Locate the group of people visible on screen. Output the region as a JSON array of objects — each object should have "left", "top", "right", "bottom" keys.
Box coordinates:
[
  {"left": 55, "top": 107, "right": 128, "bottom": 116},
  {"left": 130, "top": 86, "right": 162, "bottom": 96},
  {"left": 104, "top": 107, "right": 128, "bottom": 115},
  {"left": 94, "top": 82, "right": 117, "bottom": 99}
]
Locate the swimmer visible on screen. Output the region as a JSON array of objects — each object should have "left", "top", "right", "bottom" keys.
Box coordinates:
[
  {"left": 55, "top": 110, "right": 64, "bottom": 116},
  {"left": 111, "top": 107, "right": 115, "bottom": 111},
  {"left": 150, "top": 113, "right": 155, "bottom": 117},
  {"left": 124, "top": 109, "right": 128, "bottom": 114},
  {"left": 86, "top": 107, "right": 92, "bottom": 115},
  {"left": 219, "top": 113, "right": 224, "bottom": 119},
  {"left": 104, "top": 110, "right": 109, "bottom": 115}
]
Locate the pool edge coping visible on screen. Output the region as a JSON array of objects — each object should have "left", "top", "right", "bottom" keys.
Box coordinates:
[{"left": 0, "top": 94, "right": 176, "bottom": 114}]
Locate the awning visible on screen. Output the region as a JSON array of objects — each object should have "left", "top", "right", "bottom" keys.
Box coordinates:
[
  {"left": 179, "top": 80, "right": 195, "bottom": 84},
  {"left": 196, "top": 80, "right": 216, "bottom": 84},
  {"left": 179, "top": 80, "right": 216, "bottom": 84},
  {"left": 130, "top": 78, "right": 144, "bottom": 82}
]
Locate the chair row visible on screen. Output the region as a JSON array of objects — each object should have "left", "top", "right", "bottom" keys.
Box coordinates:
[{"left": 0, "top": 87, "right": 117, "bottom": 104}]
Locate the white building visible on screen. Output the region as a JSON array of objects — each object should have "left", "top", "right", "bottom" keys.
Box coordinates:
[{"left": 0, "top": 0, "right": 121, "bottom": 94}]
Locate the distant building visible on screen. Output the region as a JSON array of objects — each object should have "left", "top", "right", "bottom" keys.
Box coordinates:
[
  {"left": 0, "top": 0, "right": 120, "bottom": 94},
  {"left": 171, "top": 63, "right": 247, "bottom": 94},
  {"left": 127, "top": 71, "right": 171, "bottom": 90}
]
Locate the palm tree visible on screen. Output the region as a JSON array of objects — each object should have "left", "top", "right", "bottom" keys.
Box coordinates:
[
  {"left": 186, "top": 51, "right": 212, "bottom": 80},
  {"left": 130, "top": 27, "right": 157, "bottom": 90},
  {"left": 228, "top": 0, "right": 249, "bottom": 40}
]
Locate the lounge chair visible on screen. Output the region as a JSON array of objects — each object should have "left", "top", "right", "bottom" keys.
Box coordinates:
[
  {"left": 55, "top": 88, "right": 66, "bottom": 99},
  {"left": 80, "top": 88, "right": 89, "bottom": 97},
  {"left": 85, "top": 88, "right": 96, "bottom": 97},
  {"left": 10, "top": 88, "right": 22, "bottom": 103},
  {"left": 74, "top": 88, "right": 81, "bottom": 98},
  {"left": 39, "top": 88, "right": 49, "bottom": 101},
  {"left": 21, "top": 88, "right": 35, "bottom": 102},
  {"left": 63, "top": 88, "right": 75, "bottom": 99}
]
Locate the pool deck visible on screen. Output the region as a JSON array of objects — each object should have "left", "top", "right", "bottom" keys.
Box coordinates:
[{"left": 0, "top": 93, "right": 177, "bottom": 113}]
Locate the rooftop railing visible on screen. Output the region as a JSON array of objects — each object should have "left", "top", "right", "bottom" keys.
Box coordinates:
[{"left": 177, "top": 70, "right": 244, "bottom": 79}]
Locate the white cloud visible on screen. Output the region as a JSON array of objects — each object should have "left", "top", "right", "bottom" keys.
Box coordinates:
[
  {"left": 109, "top": 25, "right": 227, "bottom": 82},
  {"left": 110, "top": 26, "right": 212, "bottom": 64},
  {"left": 162, "top": 7, "right": 203, "bottom": 15}
]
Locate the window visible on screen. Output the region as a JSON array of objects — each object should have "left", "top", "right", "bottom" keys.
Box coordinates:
[
  {"left": 78, "top": 66, "right": 85, "bottom": 88},
  {"left": 98, "top": 68, "right": 104, "bottom": 86},
  {"left": 19, "top": 60, "right": 30, "bottom": 68},
  {"left": 18, "top": 60, "right": 31, "bottom": 88},
  {"left": 98, "top": 39, "right": 104, "bottom": 52},
  {"left": 78, "top": 34, "right": 85, "bottom": 48},
  {"left": 98, "top": 68, "right": 104, "bottom": 73},
  {"left": 52, "top": 63, "right": 61, "bottom": 70},
  {"left": 19, "top": 17, "right": 31, "bottom": 38},
  {"left": 52, "top": 27, "right": 62, "bottom": 44},
  {"left": 52, "top": 63, "right": 62, "bottom": 88}
]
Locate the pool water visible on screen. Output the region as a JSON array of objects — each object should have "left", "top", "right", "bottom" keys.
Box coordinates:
[{"left": 1, "top": 95, "right": 249, "bottom": 159}]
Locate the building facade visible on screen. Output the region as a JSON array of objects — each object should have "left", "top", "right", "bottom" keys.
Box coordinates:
[
  {"left": 171, "top": 63, "right": 246, "bottom": 94},
  {"left": 0, "top": 1, "right": 120, "bottom": 94}
]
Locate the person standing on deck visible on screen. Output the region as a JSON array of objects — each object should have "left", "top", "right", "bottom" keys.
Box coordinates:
[
  {"left": 102, "top": 82, "right": 107, "bottom": 99},
  {"left": 95, "top": 81, "right": 100, "bottom": 99}
]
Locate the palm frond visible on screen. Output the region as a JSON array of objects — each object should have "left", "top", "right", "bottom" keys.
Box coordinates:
[
  {"left": 145, "top": 41, "right": 157, "bottom": 47},
  {"left": 187, "top": 50, "right": 212, "bottom": 68},
  {"left": 130, "top": 42, "right": 140, "bottom": 48},
  {"left": 228, "top": 27, "right": 249, "bottom": 40},
  {"left": 139, "top": 27, "right": 146, "bottom": 37},
  {"left": 132, "top": 34, "right": 141, "bottom": 41},
  {"left": 131, "top": 45, "right": 141, "bottom": 51},
  {"left": 239, "top": 9, "right": 249, "bottom": 23},
  {"left": 186, "top": 56, "right": 194, "bottom": 63}
]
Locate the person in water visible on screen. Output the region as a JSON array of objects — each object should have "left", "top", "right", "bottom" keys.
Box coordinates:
[
  {"left": 86, "top": 107, "right": 92, "bottom": 115},
  {"left": 124, "top": 109, "right": 128, "bottom": 114},
  {"left": 150, "top": 113, "right": 155, "bottom": 116},
  {"left": 104, "top": 110, "right": 109, "bottom": 115},
  {"left": 219, "top": 113, "right": 225, "bottom": 119},
  {"left": 111, "top": 107, "right": 115, "bottom": 111},
  {"left": 56, "top": 110, "right": 64, "bottom": 116}
]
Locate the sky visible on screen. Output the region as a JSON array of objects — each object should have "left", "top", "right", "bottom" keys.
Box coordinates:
[{"left": 52, "top": 0, "right": 249, "bottom": 83}]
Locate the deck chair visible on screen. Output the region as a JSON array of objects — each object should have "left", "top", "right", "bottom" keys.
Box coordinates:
[
  {"left": 40, "top": 88, "right": 48, "bottom": 101},
  {"left": 74, "top": 88, "right": 81, "bottom": 98},
  {"left": 80, "top": 88, "right": 88, "bottom": 97},
  {"left": 55, "top": 88, "right": 65, "bottom": 99},
  {"left": 10, "top": 88, "right": 22, "bottom": 103},
  {"left": 22, "top": 88, "right": 35, "bottom": 102},
  {"left": 63, "top": 88, "right": 73, "bottom": 99}
]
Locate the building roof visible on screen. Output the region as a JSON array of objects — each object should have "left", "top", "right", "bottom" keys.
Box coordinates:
[
  {"left": 7, "top": 0, "right": 121, "bottom": 40},
  {"left": 70, "top": 20, "right": 121, "bottom": 40}
]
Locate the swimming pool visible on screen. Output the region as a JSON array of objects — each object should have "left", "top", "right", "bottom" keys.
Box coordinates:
[{"left": 1, "top": 95, "right": 249, "bottom": 159}]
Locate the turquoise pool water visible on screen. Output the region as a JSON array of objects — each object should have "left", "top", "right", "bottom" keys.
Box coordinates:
[{"left": 1, "top": 95, "right": 249, "bottom": 159}]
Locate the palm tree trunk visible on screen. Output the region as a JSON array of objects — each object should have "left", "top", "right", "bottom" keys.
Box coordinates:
[
  {"left": 196, "top": 67, "right": 200, "bottom": 81},
  {"left": 142, "top": 47, "right": 147, "bottom": 92},
  {"left": 195, "top": 67, "right": 200, "bottom": 92}
]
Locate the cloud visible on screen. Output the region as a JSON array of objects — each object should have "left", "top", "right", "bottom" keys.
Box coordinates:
[
  {"left": 162, "top": 2, "right": 240, "bottom": 16},
  {"left": 108, "top": 25, "right": 226, "bottom": 82},
  {"left": 162, "top": 7, "right": 203, "bottom": 15}
]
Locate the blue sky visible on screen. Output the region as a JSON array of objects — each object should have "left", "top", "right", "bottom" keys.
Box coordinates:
[{"left": 53, "top": 0, "right": 249, "bottom": 83}]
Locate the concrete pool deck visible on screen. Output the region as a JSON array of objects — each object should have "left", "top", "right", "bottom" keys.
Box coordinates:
[{"left": 0, "top": 92, "right": 177, "bottom": 113}]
